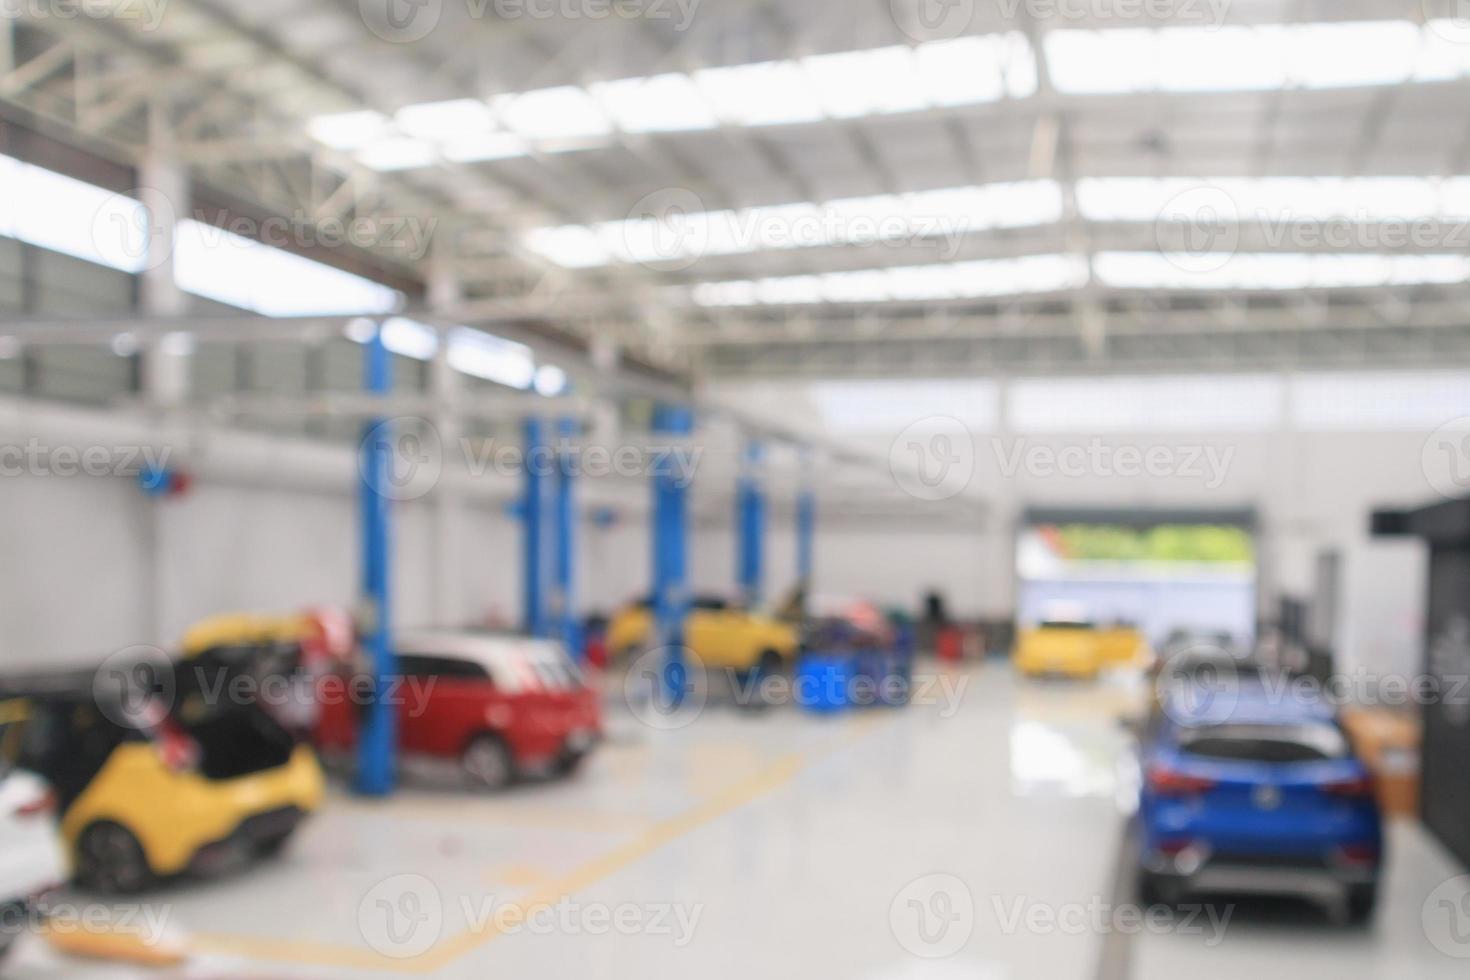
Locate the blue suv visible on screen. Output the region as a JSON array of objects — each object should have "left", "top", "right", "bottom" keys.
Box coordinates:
[{"left": 1138, "top": 690, "right": 1383, "bottom": 921}]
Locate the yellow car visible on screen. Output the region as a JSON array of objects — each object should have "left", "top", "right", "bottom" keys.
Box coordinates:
[
  {"left": 607, "top": 596, "right": 800, "bottom": 672},
  {"left": 1095, "top": 625, "right": 1148, "bottom": 666},
  {"left": 1014, "top": 621, "right": 1107, "bottom": 679},
  {"left": 2, "top": 671, "right": 323, "bottom": 893}
]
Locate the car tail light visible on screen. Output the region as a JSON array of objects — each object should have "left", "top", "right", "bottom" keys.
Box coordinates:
[
  {"left": 1156, "top": 838, "right": 1197, "bottom": 857},
  {"left": 13, "top": 789, "right": 56, "bottom": 819},
  {"left": 1322, "top": 775, "right": 1376, "bottom": 799},
  {"left": 156, "top": 719, "right": 200, "bottom": 774},
  {"left": 1147, "top": 767, "right": 1217, "bottom": 796},
  {"left": 1333, "top": 843, "right": 1381, "bottom": 867}
]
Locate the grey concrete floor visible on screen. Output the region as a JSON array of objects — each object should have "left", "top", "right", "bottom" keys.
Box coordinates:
[{"left": 4, "top": 662, "right": 1466, "bottom": 979}]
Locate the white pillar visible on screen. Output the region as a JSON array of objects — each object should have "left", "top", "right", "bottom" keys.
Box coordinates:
[{"left": 139, "top": 102, "right": 191, "bottom": 408}]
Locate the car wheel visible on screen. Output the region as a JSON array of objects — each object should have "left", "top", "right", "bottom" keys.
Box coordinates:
[
  {"left": 1137, "top": 870, "right": 1180, "bottom": 909},
  {"left": 76, "top": 821, "right": 155, "bottom": 895},
  {"left": 462, "top": 734, "right": 515, "bottom": 791},
  {"left": 1346, "top": 884, "right": 1378, "bottom": 924},
  {"left": 255, "top": 829, "right": 296, "bottom": 860}
]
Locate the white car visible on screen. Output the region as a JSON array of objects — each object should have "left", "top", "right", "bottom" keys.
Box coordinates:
[{"left": 0, "top": 766, "right": 66, "bottom": 963}]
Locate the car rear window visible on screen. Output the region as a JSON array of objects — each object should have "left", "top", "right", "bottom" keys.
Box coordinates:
[
  {"left": 1178, "top": 722, "right": 1349, "bottom": 763},
  {"left": 1039, "top": 621, "right": 1094, "bottom": 630}
]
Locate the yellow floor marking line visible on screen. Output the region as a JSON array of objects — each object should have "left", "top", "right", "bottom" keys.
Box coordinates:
[{"left": 195, "top": 712, "right": 897, "bottom": 976}]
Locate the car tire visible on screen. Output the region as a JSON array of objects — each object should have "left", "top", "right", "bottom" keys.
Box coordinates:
[
  {"left": 1137, "top": 870, "right": 1180, "bottom": 909},
  {"left": 1346, "top": 883, "right": 1378, "bottom": 924},
  {"left": 76, "top": 821, "right": 155, "bottom": 895},
  {"left": 255, "top": 829, "right": 296, "bottom": 860},
  {"left": 462, "top": 734, "right": 515, "bottom": 791}
]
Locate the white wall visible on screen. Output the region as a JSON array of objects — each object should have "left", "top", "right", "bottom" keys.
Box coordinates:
[{"left": 0, "top": 381, "right": 1448, "bottom": 680}]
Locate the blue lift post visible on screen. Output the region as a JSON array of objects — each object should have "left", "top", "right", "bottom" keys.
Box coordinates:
[
  {"left": 554, "top": 416, "right": 582, "bottom": 659},
  {"left": 523, "top": 417, "right": 552, "bottom": 639},
  {"left": 796, "top": 481, "right": 816, "bottom": 587},
  {"left": 652, "top": 403, "right": 694, "bottom": 704},
  {"left": 357, "top": 323, "right": 397, "bottom": 797},
  {"left": 736, "top": 440, "right": 766, "bottom": 607}
]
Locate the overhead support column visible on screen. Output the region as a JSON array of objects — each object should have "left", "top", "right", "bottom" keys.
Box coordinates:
[
  {"left": 652, "top": 404, "right": 694, "bottom": 704},
  {"left": 523, "top": 417, "right": 552, "bottom": 638},
  {"left": 554, "top": 417, "right": 581, "bottom": 658},
  {"left": 736, "top": 440, "right": 766, "bottom": 607},
  {"left": 357, "top": 324, "right": 397, "bottom": 797},
  {"left": 138, "top": 100, "right": 192, "bottom": 408}
]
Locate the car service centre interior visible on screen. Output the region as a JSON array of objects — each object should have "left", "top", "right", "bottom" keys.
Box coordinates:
[{"left": 2, "top": 1, "right": 1470, "bottom": 978}]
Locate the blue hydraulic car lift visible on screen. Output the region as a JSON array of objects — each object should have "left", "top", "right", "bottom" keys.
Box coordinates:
[
  {"left": 736, "top": 440, "right": 766, "bottom": 606},
  {"left": 796, "top": 484, "right": 816, "bottom": 586},
  {"left": 523, "top": 417, "right": 553, "bottom": 639},
  {"left": 554, "top": 416, "right": 581, "bottom": 658},
  {"left": 356, "top": 324, "right": 397, "bottom": 796},
  {"left": 652, "top": 403, "right": 694, "bottom": 705}
]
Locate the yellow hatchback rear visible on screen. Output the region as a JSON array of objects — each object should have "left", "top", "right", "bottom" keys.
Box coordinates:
[{"left": 1014, "top": 622, "right": 1105, "bottom": 679}]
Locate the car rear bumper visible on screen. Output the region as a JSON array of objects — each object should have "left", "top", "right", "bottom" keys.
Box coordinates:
[
  {"left": 187, "top": 805, "right": 307, "bottom": 874},
  {"left": 1143, "top": 849, "right": 1378, "bottom": 900}
]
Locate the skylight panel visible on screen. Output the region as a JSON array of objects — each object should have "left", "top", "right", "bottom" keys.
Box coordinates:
[
  {"left": 308, "top": 110, "right": 391, "bottom": 150},
  {"left": 821, "top": 270, "right": 893, "bottom": 303},
  {"left": 447, "top": 327, "right": 535, "bottom": 389},
  {"left": 523, "top": 225, "right": 611, "bottom": 268},
  {"left": 1157, "top": 26, "right": 1287, "bottom": 92},
  {"left": 1289, "top": 21, "right": 1421, "bottom": 89},
  {"left": 802, "top": 47, "right": 929, "bottom": 119},
  {"left": 533, "top": 180, "right": 1063, "bottom": 267},
  {"left": 1048, "top": 21, "right": 1456, "bottom": 95},
  {"left": 441, "top": 132, "right": 529, "bottom": 162},
  {"left": 915, "top": 33, "right": 1037, "bottom": 105},
  {"left": 356, "top": 138, "right": 438, "bottom": 171},
  {"left": 694, "top": 61, "right": 825, "bottom": 126},
  {"left": 2, "top": 156, "right": 149, "bottom": 273},
  {"left": 495, "top": 86, "right": 612, "bottom": 141},
  {"left": 755, "top": 275, "right": 824, "bottom": 304},
  {"left": 394, "top": 99, "right": 497, "bottom": 140},
  {"left": 1092, "top": 251, "right": 1470, "bottom": 290},
  {"left": 173, "top": 220, "right": 401, "bottom": 316},
  {"left": 378, "top": 317, "right": 441, "bottom": 360},
  {"left": 591, "top": 73, "right": 718, "bottom": 133},
  {"left": 1045, "top": 29, "right": 1158, "bottom": 94},
  {"left": 691, "top": 255, "right": 1087, "bottom": 307}
]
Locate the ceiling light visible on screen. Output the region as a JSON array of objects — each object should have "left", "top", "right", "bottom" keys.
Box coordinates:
[
  {"left": 496, "top": 86, "right": 612, "bottom": 141},
  {"left": 356, "top": 138, "right": 438, "bottom": 171},
  {"left": 395, "top": 99, "right": 497, "bottom": 140},
  {"left": 591, "top": 73, "right": 718, "bottom": 133},
  {"left": 308, "top": 110, "right": 391, "bottom": 150},
  {"left": 694, "top": 61, "right": 825, "bottom": 126}
]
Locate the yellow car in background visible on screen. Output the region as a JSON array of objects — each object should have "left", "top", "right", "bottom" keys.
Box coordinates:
[
  {"left": 1096, "top": 625, "right": 1149, "bottom": 667},
  {"left": 607, "top": 596, "right": 800, "bottom": 673},
  {"left": 1014, "top": 621, "right": 1108, "bottom": 679}
]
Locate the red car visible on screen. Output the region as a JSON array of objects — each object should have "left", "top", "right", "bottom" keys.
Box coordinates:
[{"left": 315, "top": 632, "right": 600, "bottom": 790}]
